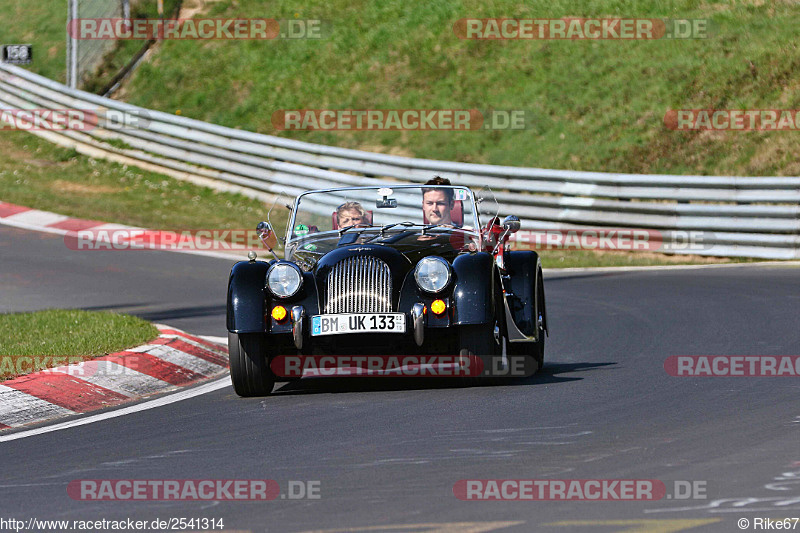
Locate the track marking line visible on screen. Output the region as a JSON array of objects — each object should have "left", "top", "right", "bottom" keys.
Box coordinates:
[
  {"left": 0, "top": 376, "right": 230, "bottom": 442},
  {"left": 545, "top": 519, "right": 721, "bottom": 533}
]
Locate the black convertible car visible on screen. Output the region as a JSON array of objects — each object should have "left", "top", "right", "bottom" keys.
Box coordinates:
[{"left": 226, "top": 184, "right": 547, "bottom": 396}]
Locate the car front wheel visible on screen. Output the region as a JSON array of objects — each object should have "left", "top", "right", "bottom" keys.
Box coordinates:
[
  {"left": 228, "top": 332, "right": 275, "bottom": 396},
  {"left": 508, "top": 302, "right": 545, "bottom": 374}
]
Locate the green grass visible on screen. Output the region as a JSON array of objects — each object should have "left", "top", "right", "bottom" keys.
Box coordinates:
[
  {"left": 1, "top": 0, "right": 68, "bottom": 82},
  {"left": 0, "top": 309, "right": 159, "bottom": 380},
  {"left": 114, "top": 0, "right": 800, "bottom": 176},
  {"left": 0, "top": 132, "right": 288, "bottom": 237}
]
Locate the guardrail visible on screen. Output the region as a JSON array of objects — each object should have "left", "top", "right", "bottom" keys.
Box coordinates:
[{"left": 1, "top": 63, "right": 798, "bottom": 258}]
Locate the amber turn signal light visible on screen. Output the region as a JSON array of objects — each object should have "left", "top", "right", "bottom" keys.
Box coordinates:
[
  {"left": 271, "top": 305, "right": 288, "bottom": 321},
  {"left": 430, "top": 299, "right": 447, "bottom": 316}
]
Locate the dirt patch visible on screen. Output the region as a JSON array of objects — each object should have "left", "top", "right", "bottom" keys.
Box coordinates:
[
  {"left": 179, "top": 0, "right": 225, "bottom": 19},
  {"left": 51, "top": 180, "right": 120, "bottom": 195},
  {"left": 24, "top": 158, "right": 59, "bottom": 168}
]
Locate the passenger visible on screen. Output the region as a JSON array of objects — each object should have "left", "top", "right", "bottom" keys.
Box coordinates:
[{"left": 337, "top": 201, "right": 368, "bottom": 228}]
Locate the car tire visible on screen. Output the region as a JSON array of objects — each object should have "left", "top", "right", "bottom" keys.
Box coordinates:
[
  {"left": 508, "top": 298, "right": 545, "bottom": 375},
  {"left": 228, "top": 332, "right": 275, "bottom": 397}
]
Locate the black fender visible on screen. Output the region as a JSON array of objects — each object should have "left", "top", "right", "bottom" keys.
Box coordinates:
[
  {"left": 227, "top": 260, "right": 272, "bottom": 333},
  {"left": 451, "top": 252, "right": 497, "bottom": 325},
  {"left": 263, "top": 270, "right": 320, "bottom": 338},
  {"left": 504, "top": 251, "right": 547, "bottom": 337},
  {"left": 288, "top": 271, "right": 321, "bottom": 317}
]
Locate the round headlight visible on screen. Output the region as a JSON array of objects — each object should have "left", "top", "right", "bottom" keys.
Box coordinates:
[
  {"left": 414, "top": 256, "right": 451, "bottom": 293},
  {"left": 267, "top": 262, "right": 302, "bottom": 298}
]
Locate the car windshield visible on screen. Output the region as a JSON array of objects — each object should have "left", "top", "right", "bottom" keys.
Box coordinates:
[{"left": 288, "top": 185, "right": 479, "bottom": 242}]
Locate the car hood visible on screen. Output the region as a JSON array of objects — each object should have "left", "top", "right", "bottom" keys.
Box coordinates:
[{"left": 285, "top": 229, "right": 471, "bottom": 270}]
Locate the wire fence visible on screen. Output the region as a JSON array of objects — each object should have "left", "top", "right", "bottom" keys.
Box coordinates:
[{"left": 67, "top": 0, "right": 129, "bottom": 88}]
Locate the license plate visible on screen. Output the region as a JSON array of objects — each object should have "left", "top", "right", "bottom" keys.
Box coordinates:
[{"left": 311, "top": 313, "right": 406, "bottom": 336}]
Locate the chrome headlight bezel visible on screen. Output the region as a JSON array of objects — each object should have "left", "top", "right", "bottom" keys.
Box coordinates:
[
  {"left": 266, "top": 261, "right": 303, "bottom": 299},
  {"left": 414, "top": 256, "right": 452, "bottom": 294}
]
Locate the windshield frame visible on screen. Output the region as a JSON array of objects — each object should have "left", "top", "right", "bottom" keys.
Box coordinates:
[{"left": 286, "top": 185, "right": 483, "bottom": 245}]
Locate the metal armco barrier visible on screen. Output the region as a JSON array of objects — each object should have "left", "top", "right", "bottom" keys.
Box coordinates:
[{"left": 1, "top": 63, "right": 798, "bottom": 258}]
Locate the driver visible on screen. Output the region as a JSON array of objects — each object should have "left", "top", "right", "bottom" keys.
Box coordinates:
[
  {"left": 422, "top": 176, "right": 457, "bottom": 227},
  {"left": 337, "top": 201, "right": 368, "bottom": 228}
]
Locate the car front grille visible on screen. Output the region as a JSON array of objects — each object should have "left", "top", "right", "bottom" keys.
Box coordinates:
[{"left": 325, "top": 256, "right": 392, "bottom": 313}]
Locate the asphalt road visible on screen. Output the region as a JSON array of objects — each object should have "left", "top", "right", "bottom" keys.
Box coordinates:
[{"left": 1, "top": 225, "right": 799, "bottom": 533}]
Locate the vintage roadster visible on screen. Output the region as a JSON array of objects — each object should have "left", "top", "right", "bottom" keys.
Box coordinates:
[{"left": 226, "top": 184, "right": 547, "bottom": 396}]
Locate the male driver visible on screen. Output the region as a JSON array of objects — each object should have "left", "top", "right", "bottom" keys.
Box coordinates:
[{"left": 422, "top": 176, "right": 455, "bottom": 226}]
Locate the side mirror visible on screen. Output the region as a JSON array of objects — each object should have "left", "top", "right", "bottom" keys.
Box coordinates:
[
  {"left": 502, "top": 215, "right": 521, "bottom": 233},
  {"left": 256, "top": 221, "right": 272, "bottom": 238},
  {"left": 256, "top": 221, "right": 279, "bottom": 261}
]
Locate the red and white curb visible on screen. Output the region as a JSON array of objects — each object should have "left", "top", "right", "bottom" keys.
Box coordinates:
[
  {"left": 0, "top": 325, "right": 229, "bottom": 430},
  {"left": 0, "top": 200, "right": 244, "bottom": 260},
  {"left": 0, "top": 200, "right": 137, "bottom": 238}
]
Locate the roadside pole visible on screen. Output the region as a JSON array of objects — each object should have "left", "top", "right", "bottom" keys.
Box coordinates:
[{"left": 67, "top": 0, "right": 78, "bottom": 89}]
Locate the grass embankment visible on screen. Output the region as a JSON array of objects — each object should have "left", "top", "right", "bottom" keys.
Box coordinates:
[
  {"left": 1, "top": 0, "right": 67, "bottom": 83},
  {"left": 117, "top": 0, "right": 800, "bottom": 176},
  {"left": 0, "top": 309, "right": 159, "bottom": 380}
]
